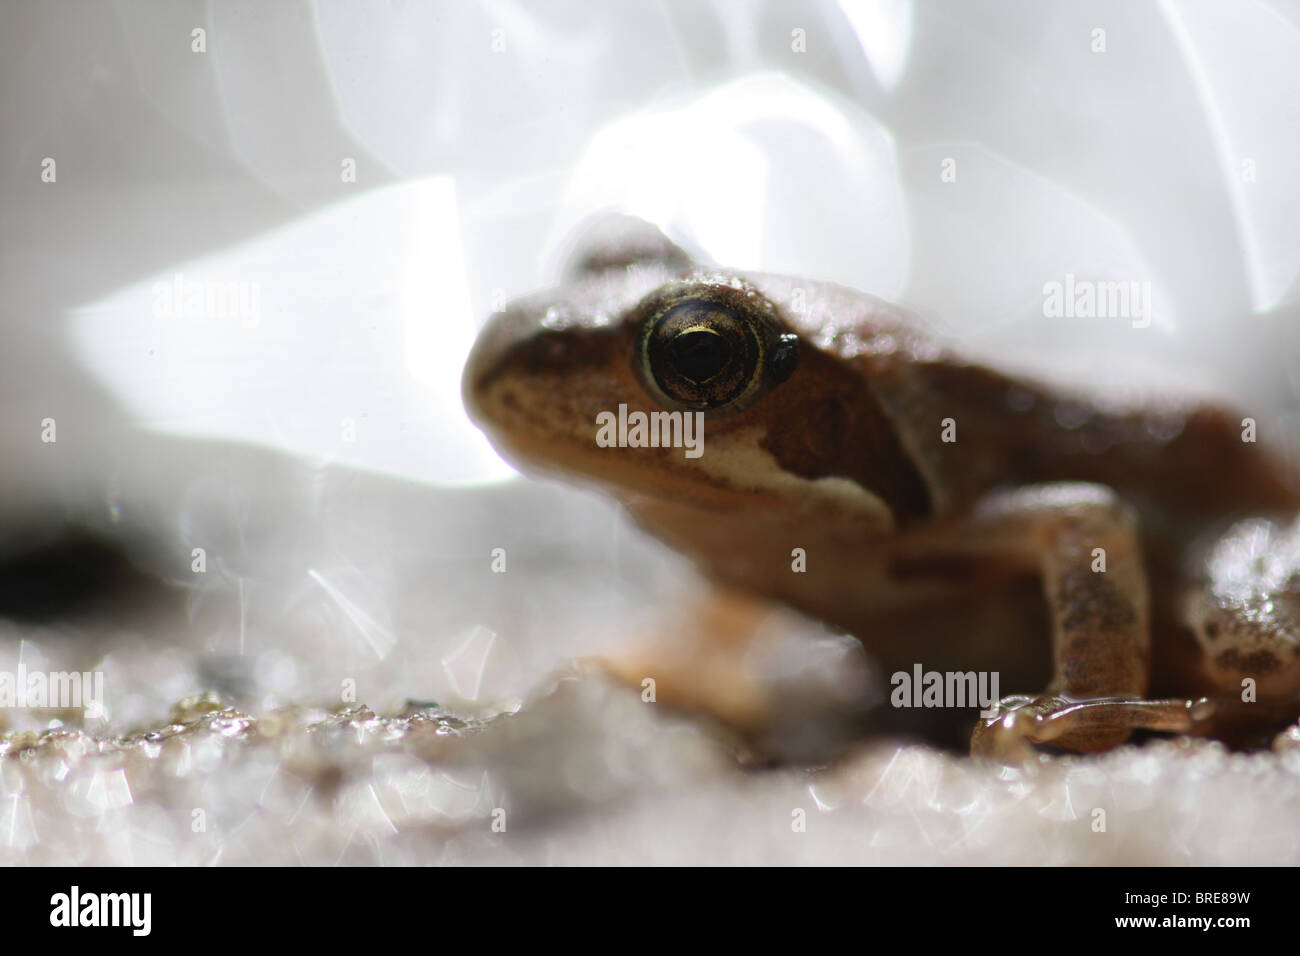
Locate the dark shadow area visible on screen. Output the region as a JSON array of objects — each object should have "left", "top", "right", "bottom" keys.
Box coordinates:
[{"left": 0, "top": 530, "right": 176, "bottom": 624}]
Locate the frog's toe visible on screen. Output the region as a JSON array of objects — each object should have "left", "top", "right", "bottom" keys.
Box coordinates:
[
  {"left": 971, "top": 694, "right": 1204, "bottom": 761},
  {"left": 970, "top": 694, "right": 1072, "bottom": 762}
]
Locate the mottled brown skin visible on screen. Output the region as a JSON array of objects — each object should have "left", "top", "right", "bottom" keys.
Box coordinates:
[{"left": 464, "top": 215, "right": 1300, "bottom": 758}]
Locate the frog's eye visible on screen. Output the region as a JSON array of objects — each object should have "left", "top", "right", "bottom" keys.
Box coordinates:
[{"left": 640, "top": 298, "right": 798, "bottom": 410}]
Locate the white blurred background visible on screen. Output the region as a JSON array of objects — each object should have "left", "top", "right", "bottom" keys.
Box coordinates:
[{"left": 2, "top": 0, "right": 1300, "bottom": 864}]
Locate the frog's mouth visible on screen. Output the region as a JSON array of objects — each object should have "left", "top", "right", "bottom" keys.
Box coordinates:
[
  {"left": 466, "top": 375, "right": 898, "bottom": 544},
  {"left": 465, "top": 374, "right": 780, "bottom": 515}
]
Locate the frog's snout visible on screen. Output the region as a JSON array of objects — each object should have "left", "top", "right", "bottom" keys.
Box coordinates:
[
  {"left": 461, "top": 302, "right": 526, "bottom": 429},
  {"left": 461, "top": 294, "right": 629, "bottom": 472}
]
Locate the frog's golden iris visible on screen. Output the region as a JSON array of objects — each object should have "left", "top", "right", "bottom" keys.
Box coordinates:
[{"left": 638, "top": 294, "right": 799, "bottom": 412}]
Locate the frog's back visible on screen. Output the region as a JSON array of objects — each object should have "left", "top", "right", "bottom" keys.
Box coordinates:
[
  {"left": 865, "top": 353, "right": 1300, "bottom": 524},
  {"left": 743, "top": 271, "right": 1300, "bottom": 528}
]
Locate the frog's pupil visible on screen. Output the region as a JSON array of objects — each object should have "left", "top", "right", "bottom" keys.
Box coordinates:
[{"left": 671, "top": 328, "right": 730, "bottom": 383}]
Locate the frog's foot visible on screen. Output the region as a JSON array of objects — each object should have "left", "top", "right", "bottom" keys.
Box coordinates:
[
  {"left": 588, "top": 588, "right": 774, "bottom": 731},
  {"left": 971, "top": 693, "right": 1208, "bottom": 762}
]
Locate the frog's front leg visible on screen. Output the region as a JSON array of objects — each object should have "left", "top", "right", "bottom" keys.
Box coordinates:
[
  {"left": 901, "top": 482, "right": 1199, "bottom": 757},
  {"left": 589, "top": 587, "right": 775, "bottom": 731}
]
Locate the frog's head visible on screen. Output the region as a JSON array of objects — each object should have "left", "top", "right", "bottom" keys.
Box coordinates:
[{"left": 463, "top": 216, "right": 931, "bottom": 545}]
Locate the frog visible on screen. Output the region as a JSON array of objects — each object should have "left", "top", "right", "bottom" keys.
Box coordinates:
[{"left": 462, "top": 213, "right": 1300, "bottom": 759}]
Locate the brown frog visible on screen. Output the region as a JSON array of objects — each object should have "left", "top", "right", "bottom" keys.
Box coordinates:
[{"left": 463, "top": 214, "right": 1300, "bottom": 758}]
